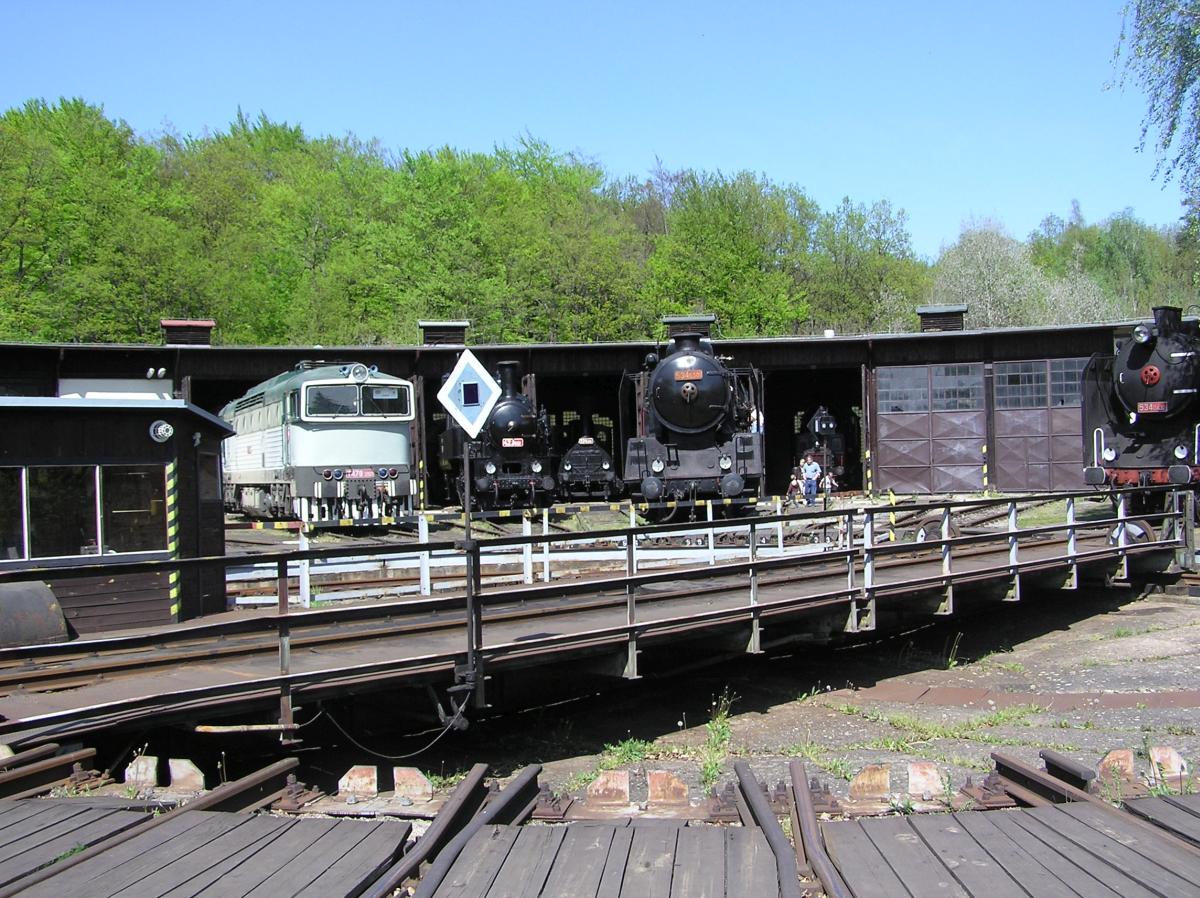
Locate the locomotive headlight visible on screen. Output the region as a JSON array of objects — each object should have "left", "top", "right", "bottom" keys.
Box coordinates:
[
  {"left": 531, "top": 461, "right": 543, "bottom": 473},
  {"left": 333, "top": 469, "right": 344, "bottom": 480},
  {"left": 322, "top": 469, "right": 334, "bottom": 480},
  {"left": 485, "top": 461, "right": 497, "bottom": 475},
  {"left": 1102, "top": 447, "right": 1118, "bottom": 462},
  {"left": 377, "top": 468, "right": 389, "bottom": 479},
  {"left": 719, "top": 455, "right": 732, "bottom": 471},
  {"left": 350, "top": 363, "right": 370, "bottom": 382},
  {"left": 562, "top": 462, "right": 572, "bottom": 471},
  {"left": 1133, "top": 324, "right": 1153, "bottom": 344},
  {"left": 1175, "top": 445, "right": 1189, "bottom": 460},
  {"left": 602, "top": 461, "right": 611, "bottom": 470},
  {"left": 651, "top": 458, "right": 665, "bottom": 473}
]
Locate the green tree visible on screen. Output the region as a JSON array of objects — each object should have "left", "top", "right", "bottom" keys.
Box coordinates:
[{"left": 1117, "top": 1, "right": 1200, "bottom": 213}]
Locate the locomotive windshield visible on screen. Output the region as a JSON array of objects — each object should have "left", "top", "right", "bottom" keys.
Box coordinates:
[
  {"left": 303, "top": 381, "right": 414, "bottom": 419},
  {"left": 306, "top": 384, "right": 359, "bottom": 416},
  {"left": 361, "top": 385, "right": 411, "bottom": 416}
]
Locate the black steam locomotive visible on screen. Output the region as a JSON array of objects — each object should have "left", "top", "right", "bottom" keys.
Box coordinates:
[
  {"left": 794, "top": 406, "right": 845, "bottom": 478},
  {"left": 440, "top": 360, "right": 558, "bottom": 510},
  {"left": 557, "top": 407, "right": 622, "bottom": 501},
  {"left": 622, "top": 332, "right": 764, "bottom": 506},
  {"left": 1082, "top": 305, "right": 1200, "bottom": 498}
]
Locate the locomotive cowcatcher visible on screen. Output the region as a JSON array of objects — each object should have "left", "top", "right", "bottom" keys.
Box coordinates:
[
  {"left": 621, "top": 331, "right": 764, "bottom": 505},
  {"left": 1082, "top": 305, "right": 1200, "bottom": 501},
  {"left": 440, "top": 360, "right": 558, "bottom": 509}
]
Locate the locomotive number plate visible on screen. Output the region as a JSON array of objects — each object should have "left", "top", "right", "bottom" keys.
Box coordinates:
[
  {"left": 577, "top": 436, "right": 595, "bottom": 445},
  {"left": 1137, "top": 401, "right": 1168, "bottom": 413},
  {"left": 501, "top": 437, "right": 525, "bottom": 448},
  {"left": 674, "top": 369, "right": 704, "bottom": 381},
  {"left": 347, "top": 468, "right": 375, "bottom": 479}
]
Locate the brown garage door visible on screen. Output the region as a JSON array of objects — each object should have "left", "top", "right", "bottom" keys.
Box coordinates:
[
  {"left": 994, "top": 358, "right": 1087, "bottom": 491},
  {"left": 876, "top": 364, "right": 986, "bottom": 493}
]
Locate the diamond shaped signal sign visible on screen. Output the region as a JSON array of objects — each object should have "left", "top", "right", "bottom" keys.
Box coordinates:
[{"left": 437, "top": 349, "right": 501, "bottom": 439}]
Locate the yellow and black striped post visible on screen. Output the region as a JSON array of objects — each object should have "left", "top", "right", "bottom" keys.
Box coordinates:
[
  {"left": 981, "top": 443, "right": 989, "bottom": 492},
  {"left": 418, "top": 459, "right": 426, "bottom": 511},
  {"left": 165, "top": 460, "right": 181, "bottom": 621},
  {"left": 886, "top": 488, "right": 897, "bottom": 542},
  {"left": 864, "top": 449, "right": 873, "bottom": 498}
]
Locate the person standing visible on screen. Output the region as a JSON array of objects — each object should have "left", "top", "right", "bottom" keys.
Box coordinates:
[{"left": 801, "top": 453, "right": 821, "bottom": 506}]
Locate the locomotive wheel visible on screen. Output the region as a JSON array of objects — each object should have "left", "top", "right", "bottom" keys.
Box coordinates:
[
  {"left": 1109, "top": 518, "right": 1155, "bottom": 545},
  {"left": 914, "top": 515, "right": 961, "bottom": 543}
]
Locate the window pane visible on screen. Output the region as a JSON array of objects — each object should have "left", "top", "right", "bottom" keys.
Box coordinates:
[
  {"left": 306, "top": 384, "right": 359, "bottom": 416},
  {"left": 28, "top": 467, "right": 97, "bottom": 558},
  {"left": 931, "top": 364, "right": 983, "bottom": 410},
  {"left": 994, "top": 361, "right": 1048, "bottom": 409},
  {"left": 1049, "top": 358, "right": 1089, "bottom": 407},
  {"left": 361, "top": 384, "right": 410, "bottom": 416},
  {"left": 102, "top": 466, "right": 166, "bottom": 553},
  {"left": 0, "top": 468, "right": 22, "bottom": 560},
  {"left": 877, "top": 367, "right": 930, "bottom": 413}
]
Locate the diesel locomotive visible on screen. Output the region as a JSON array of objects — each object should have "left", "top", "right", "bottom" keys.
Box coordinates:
[
  {"left": 1082, "top": 305, "right": 1200, "bottom": 498},
  {"left": 221, "top": 362, "right": 416, "bottom": 523},
  {"left": 440, "top": 360, "right": 558, "bottom": 509},
  {"left": 622, "top": 332, "right": 764, "bottom": 506}
]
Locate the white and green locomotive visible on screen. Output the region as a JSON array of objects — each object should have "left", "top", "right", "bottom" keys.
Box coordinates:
[{"left": 220, "top": 362, "right": 416, "bottom": 524}]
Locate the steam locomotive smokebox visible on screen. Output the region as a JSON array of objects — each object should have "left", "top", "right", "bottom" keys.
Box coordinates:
[{"left": 0, "top": 583, "right": 69, "bottom": 647}]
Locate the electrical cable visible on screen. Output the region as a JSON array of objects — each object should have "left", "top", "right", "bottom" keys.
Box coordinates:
[{"left": 324, "top": 702, "right": 465, "bottom": 760}]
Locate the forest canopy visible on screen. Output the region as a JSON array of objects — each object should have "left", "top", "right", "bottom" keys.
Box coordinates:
[{"left": 0, "top": 99, "right": 1194, "bottom": 345}]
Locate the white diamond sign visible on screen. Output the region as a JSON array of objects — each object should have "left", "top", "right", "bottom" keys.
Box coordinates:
[{"left": 437, "top": 349, "right": 501, "bottom": 439}]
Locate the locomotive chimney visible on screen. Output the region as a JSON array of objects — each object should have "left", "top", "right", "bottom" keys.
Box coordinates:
[
  {"left": 497, "top": 361, "right": 523, "bottom": 398},
  {"left": 1154, "top": 306, "right": 1182, "bottom": 336},
  {"left": 673, "top": 332, "right": 704, "bottom": 353}
]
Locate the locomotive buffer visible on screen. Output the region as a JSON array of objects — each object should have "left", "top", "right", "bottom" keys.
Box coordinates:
[{"left": 436, "top": 350, "right": 501, "bottom": 708}]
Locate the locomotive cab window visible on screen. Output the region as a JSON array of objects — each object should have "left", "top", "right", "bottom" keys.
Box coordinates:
[
  {"left": 361, "top": 384, "right": 412, "bottom": 417},
  {"left": 305, "top": 384, "right": 360, "bottom": 417}
]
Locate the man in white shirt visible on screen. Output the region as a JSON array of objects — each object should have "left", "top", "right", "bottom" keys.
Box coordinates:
[{"left": 801, "top": 454, "right": 822, "bottom": 506}]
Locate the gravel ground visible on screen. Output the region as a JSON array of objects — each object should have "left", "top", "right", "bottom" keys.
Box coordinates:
[{"left": 417, "top": 586, "right": 1200, "bottom": 808}]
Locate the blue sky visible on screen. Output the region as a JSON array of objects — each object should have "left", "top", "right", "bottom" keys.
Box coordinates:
[{"left": 1, "top": 1, "right": 1182, "bottom": 259}]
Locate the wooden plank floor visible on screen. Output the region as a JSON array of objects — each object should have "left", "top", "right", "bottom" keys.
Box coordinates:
[
  {"left": 1126, "top": 793, "right": 1200, "bottom": 846},
  {"left": 823, "top": 803, "right": 1200, "bottom": 898},
  {"left": 432, "top": 823, "right": 781, "bottom": 898},
  {"left": 0, "top": 798, "right": 147, "bottom": 888},
  {"left": 14, "top": 808, "right": 410, "bottom": 897}
]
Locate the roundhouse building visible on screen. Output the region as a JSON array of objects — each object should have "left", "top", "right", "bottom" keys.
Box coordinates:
[{"left": 0, "top": 313, "right": 1121, "bottom": 502}]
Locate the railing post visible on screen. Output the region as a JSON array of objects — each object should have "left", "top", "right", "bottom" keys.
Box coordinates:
[
  {"left": 1181, "top": 490, "right": 1197, "bottom": 573},
  {"left": 624, "top": 521, "right": 639, "bottom": 679},
  {"left": 939, "top": 504, "right": 953, "bottom": 614},
  {"left": 1115, "top": 491, "right": 1129, "bottom": 582},
  {"left": 1066, "top": 496, "right": 1078, "bottom": 590},
  {"left": 1006, "top": 500, "right": 1021, "bottom": 602},
  {"left": 298, "top": 526, "right": 311, "bottom": 609},
  {"left": 522, "top": 513, "right": 533, "bottom": 585},
  {"left": 541, "top": 508, "right": 551, "bottom": 582},
  {"left": 748, "top": 519, "right": 761, "bottom": 654},
  {"left": 845, "top": 510, "right": 855, "bottom": 594},
  {"left": 775, "top": 497, "right": 785, "bottom": 550},
  {"left": 853, "top": 510, "right": 875, "bottom": 632},
  {"left": 276, "top": 559, "right": 293, "bottom": 732},
  {"left": 464, "top": 533, "right": 485, "bottom": 707},
  {"left": 707, "top": 500, "right": 716, "bottom": 566},
  {"left": 418, "top": 513, "right": 431, "bottom": 596},
  {"left": 629, "top": 503, "right": 639, "bottom": 574}
]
